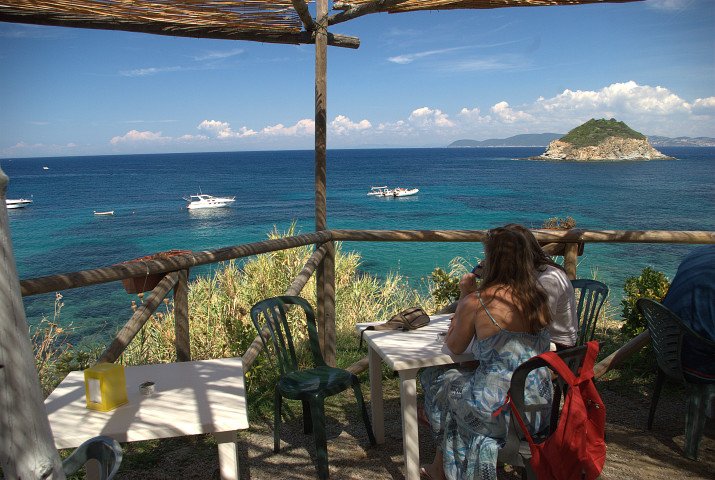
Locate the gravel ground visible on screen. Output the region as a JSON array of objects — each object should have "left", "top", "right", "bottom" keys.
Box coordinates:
[{"left": 114, "top": 386, "right": 714, "bottom": 480}]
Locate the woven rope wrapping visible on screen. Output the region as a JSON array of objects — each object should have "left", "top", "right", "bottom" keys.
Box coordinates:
[
  {"left": 0, "top": 0, "right": 303, "bottom": 33},
  {"left": 343, "top": 0, "right": 639, "bottom": 14}
]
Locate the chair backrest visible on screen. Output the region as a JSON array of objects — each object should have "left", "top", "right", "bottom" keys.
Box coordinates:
[
  {"left": 250, "top": 295, "right": 325, "bottom": 375},
  {"left": 636, "top": 298, "right": 687, "bottom": 385},
  {"left": 62, "top": 436, "right": 123, "bottom": 480},
  {"left": 498, "top": 344, "right": 591, "bottom": 465},
  {"left": 571, "top": 279, "right": 609, "bottom": 346}
]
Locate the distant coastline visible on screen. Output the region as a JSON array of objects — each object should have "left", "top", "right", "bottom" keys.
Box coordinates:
[{"left": 448, "top": 134, "right": 715, "bottom": 148}]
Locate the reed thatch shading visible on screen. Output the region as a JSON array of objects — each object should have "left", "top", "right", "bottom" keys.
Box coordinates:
[{"left": 0, "top": 0, "right": 642, "bottom": 46}]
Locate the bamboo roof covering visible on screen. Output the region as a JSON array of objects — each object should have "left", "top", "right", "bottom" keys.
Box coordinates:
[
  {"left": 1, "top": 0, "right": 642, "bottom": 47},
  {"left": 335, "top": 0, "right": 638, "bottom": 14}
]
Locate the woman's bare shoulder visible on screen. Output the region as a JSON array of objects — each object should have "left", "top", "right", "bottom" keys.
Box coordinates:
[{"left": 478, "top": 284, "right": 513, "bottom": 302}]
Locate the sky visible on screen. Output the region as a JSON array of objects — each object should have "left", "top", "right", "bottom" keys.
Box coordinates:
[{"left": 0, "top": 0, "right": 713, "bottom": 158}]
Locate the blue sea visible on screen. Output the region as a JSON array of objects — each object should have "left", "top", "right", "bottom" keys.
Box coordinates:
[{"left": 2, "top": 147, "right": 714, "bottom": 341}]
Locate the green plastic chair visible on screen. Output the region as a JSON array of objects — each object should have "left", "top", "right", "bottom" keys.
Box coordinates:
[
  {"left": 571, "top": 279, "right": 609, "bottom": 346},
  {"left": 250, "top": 295, "right": 376, "bottom": 479},
  {"left": 637, "top": 298, "right": 715, "bottom": 460},
  {"left": 62, "top": 436, "right": 123, "bottom": 480}
]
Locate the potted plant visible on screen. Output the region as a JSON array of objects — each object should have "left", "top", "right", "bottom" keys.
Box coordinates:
[{"left": 118, "top": 249, "right": 192, "bottom": 294}]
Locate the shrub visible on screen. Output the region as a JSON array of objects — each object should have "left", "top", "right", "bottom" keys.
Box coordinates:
[
  {"left": 620, "top": 267, "right": 671, "bottom": 337},
  {"left": 542, "top": 216, "right": 577, "bottom": 230},
  {"left": 429, "top": 256, "right": 478, "bottom": 310}
]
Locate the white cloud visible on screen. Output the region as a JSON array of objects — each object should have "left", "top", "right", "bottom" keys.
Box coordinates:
[
  {"left": 120, "top": 66, "right": 182, "bottom": 77},
  {"left": 646, "top": 0, "right": 692, "bottom": 12},
  {"left": 692, "top": 97, "right": 715, "bottom": 115},
  {"left": 490, "top": 101, "right": 533, "bottom": 123},
  {"left": 388, "top": 46, "right": 470, "bottom": 65},
  {"left": 408, "top": 107, "right": 455, "bottom": 128},
  {"left": 533, "top": 81, "right": 690, "bottom": 116},
  {"left": 198, "top": 120, "right": 256, "bottom": 138},
  {"left": 261, "top": 119, "right": 315, "bottom": 136},
  {"left": 11, "top": 80, "right": 709, "bottom": 158},
  {"left": 192, "top": 49, "right": 244, "bottom": 61},
  {"left": 330, "top": 115, "right": 371, "bottom": 135},
  {"left": 110, "top": 130, "right": 171, "bottom": 144},
  {"left": 1, "top": 141, "right": 80, "bottom": 157}
]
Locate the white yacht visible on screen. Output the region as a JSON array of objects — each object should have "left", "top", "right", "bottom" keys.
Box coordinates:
[
  {"left": 5, "top": 198, "right": 33, "bottom": 209},
  {"left": 367, "top": 186, "right": 392, "bottom": 196},
  {"left": 392, "top": 187, "right": 419, "bottom": 197},
  {"left": 183, "top": 193, "right": 236, "bottom": 209}
]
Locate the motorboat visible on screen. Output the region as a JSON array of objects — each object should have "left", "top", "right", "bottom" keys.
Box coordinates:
[
  {"left": 5, "top": 198, "right": 33, "bottom": 209},
  {"left": 392, "top": 188, "right": 419, "bottom": 197},
  {"left": 184, "top": 193, "right": 236, "bottom": 209},
  {"left": 94, "top": 210, "right": 114, "bottom": 215},
  {"left": 367, "top": 186, "right": 392, "bottom": 196}
]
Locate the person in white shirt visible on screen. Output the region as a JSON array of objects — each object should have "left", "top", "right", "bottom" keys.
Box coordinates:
[{"left": 504, "top": 224, "right": 577, "bottom": 350}]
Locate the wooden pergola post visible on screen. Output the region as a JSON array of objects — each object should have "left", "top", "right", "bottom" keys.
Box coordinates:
[
  {"left": 314, "top": 0, "right": 336, "bottom": 366},
  {"left": 0, "top": 168, "right": 65, "bottom": 480}
]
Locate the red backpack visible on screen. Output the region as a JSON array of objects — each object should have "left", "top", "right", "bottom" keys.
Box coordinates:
[{"left": 509, "top": 341, "right": 606, "bottom": 480}]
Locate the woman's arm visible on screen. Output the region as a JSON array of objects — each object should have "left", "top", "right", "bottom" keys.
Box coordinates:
[{"left": 446, "top": 274, "right": 480, "bottom": 353}]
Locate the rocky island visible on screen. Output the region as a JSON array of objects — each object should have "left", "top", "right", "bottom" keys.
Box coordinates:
[{"left": 528, "top": 118, "right": 675, "bottom": 161}]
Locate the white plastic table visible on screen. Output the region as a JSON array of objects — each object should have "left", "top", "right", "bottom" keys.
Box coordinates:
[
  {"left": 356, "top": 314, "right": 473, "bottom": 480},
  {"left": 44, "top": 357, "right": 249, "bottom": 480}
]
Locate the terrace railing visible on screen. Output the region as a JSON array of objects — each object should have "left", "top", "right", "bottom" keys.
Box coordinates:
[{"left": 17, "top": 228, "right": 715, "bottom": 375}]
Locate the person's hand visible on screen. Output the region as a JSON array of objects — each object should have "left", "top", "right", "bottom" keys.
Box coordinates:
[{"left": 458, "top": 272, "right": 478, "bottom": 298}]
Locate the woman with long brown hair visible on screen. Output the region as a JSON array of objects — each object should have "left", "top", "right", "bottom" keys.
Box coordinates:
[{"left": 419, "top": 227, "right": 553, "bottom": 480}]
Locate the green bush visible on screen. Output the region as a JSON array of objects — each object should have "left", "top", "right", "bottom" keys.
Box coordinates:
[
  {"left": 429, "top": 256, "right": 479, "bottom": 310},
  {"left": 430, "top": 267, "right": 460, "bottom": 307},
  {"left": 620, "top": 266, "right": 670, "bottom": 337}
]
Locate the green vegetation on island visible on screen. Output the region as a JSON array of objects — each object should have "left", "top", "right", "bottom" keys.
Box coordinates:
[{"left": 559, "top": 118, "right": 646, "bottom": 147}]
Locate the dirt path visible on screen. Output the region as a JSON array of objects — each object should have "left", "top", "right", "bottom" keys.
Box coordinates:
[{"left": 114, "top": 387, "right": 713, "bottom": 479}]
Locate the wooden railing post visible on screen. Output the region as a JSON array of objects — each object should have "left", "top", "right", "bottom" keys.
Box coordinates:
[
  {"left": 322, "top": 242, "right": 336, "bottom": 366},
  {"left": 0, "top": 168, "right": 65, "bottom": 480},
  {"left": 564, "top": 242, "right": 579, "bottom": 280},
  {"left": 174, "top": 269, "right": 190, "bottom": 362},
  {"left": 314, "top": 0, "right": 335, "bottom": 365}
]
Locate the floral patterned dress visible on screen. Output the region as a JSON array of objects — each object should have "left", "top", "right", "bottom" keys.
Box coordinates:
[{"left": 419, "top": 294, "right": 552, "bottom": 480}]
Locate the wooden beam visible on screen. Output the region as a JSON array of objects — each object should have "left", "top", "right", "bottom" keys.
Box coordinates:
[
  {"left": 20, "top": 230, "right": 333, "bottom": 296},
  {"left": 329, "top": 0, "right": 408, "bottom": 25},
  {"left": 315, "top": 0, "right": 333, "bottom": 363},
  {"left": 329, "top": 229, "right": 715, "bottom": 244},
  {"left": 291, "top": 0, "right": 315, "bottom": 31},
  {"left": 0, "top": 14, "right": 360, "bottom": 48},
  {"left": 95, "top": 272, "right": 179, "bottom": 364},
  {"left": 593, "top": 329, "right": 651, "bottom": 380}
]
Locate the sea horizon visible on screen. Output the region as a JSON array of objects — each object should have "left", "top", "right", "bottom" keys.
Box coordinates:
[{"left": 3, "top": 146, "right": 714, "bottom": 342}]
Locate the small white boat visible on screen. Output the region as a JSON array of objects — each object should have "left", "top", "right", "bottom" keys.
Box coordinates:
[
  {"left": 6, "top": 198, "right": 33, "bottom": 209},
  {"left": 94, "top": 210, "right": 114, "bottom": 215},
  {"left": 392, "top": 187, "right": 419, "bottom": 197},
  {"left": 183, "top": 193, "right": 236, "bottom": 209},
  {"left": 367, "top": 186, "right": 392, "bottom": 196}
]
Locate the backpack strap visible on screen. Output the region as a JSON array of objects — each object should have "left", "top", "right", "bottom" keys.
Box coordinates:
[{"left": 536, "top": 341, "right": 599, "bottom": 388}]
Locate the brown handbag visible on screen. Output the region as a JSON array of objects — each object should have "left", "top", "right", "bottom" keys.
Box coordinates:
[{"left": 359, "top": 307, "right": 430, "bottom": 346}]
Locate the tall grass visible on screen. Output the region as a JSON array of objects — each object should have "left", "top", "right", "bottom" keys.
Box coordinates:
[{"left": 115, "top": 224, "right": 434, "bottom": 399}]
